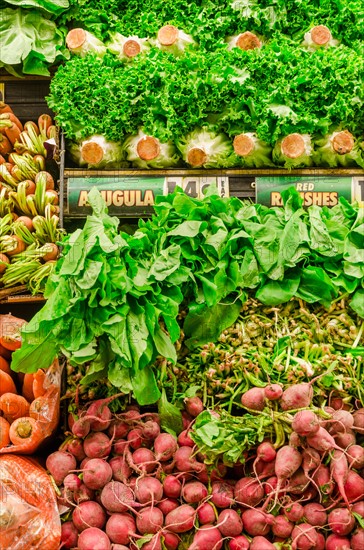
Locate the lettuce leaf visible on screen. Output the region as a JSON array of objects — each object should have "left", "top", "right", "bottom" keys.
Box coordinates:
[{"left": 2, "top": 0, "right": 69, "bottom": 15}]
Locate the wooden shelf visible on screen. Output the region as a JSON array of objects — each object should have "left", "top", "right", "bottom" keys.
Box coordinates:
[{"left": 64, "top": 168, "right": 364, "bottom": 177}]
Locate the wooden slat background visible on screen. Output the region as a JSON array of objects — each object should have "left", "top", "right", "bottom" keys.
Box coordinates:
[{"left": 0, "top": 72, "right": 52, "bottom": 121}]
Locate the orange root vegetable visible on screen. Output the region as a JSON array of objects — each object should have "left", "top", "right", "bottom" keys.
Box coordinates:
[
  {"left": 33, "top": 369, "right": 46, "bottom": 398},
  {"left": 42, "top": 243, "right": 59, "bottom": 262},
  {"left": 0, "top": 356, "right": 11, "bottom": 375},
  {"left": 24, "top": 179, "right": 36, "bottom": 195},
  {"left": 0, "top": 313, "right": 27, "bottom": 351},
  {"left": 29, "top": 385, "right": 58, "bottom": 427},
  {"left": 46, "top": 125, "right": 57, "bottom": 139},
  {"left": 35, "top": 170, "right": 55, "bottom": 190},
  {"left": 0, "top": 154, "right": 6, "bottom": 164},
  {"left": 0, "top": 112, "right": 23, "bottom": 131},
  {"left": 16, "top": 216, "right": 34, "bottom": 231},
  {"left": 38, "top": 114, "right": 53, "bottom": 134},
  {"left": 0, "top": 102, "right": 13, "bottom": 114},
  {"left": 33, "top": 154, "right": 46, "bottom": 171},
  {"left": 4, "top": 122, "right": 22, "bottom": 146},
  {"left": 5, "top": 235, "right": 26, "bottom": 256},
  {"left": 22, "top": 372, "right": 35, "bottom": 402},
  {"left": 0, "top": 416, "right": 10, "bottom": 448},
  {"left": 45, "top": 189, "right": 59, "bottom": 205},
  {"left": 8, "top": 416, "right": 44, "bottom": 452},
  {"left": 24, "top": 120, "right": 39, "bottom": 135},
  {"left": 0, "top": 369, "right": 17, "bottom": 396},
  {"left": 0, "top": 393, "right": 30, "bottom": 422},
  {"left": 0, "top": 253, "right": 9, "bottom": 274},
  {"left": 0, "top": 133, "right": 12, "bottom": 155}
]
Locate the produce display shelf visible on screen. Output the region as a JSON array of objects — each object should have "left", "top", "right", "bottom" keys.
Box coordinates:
[{"left": 64, "top": 168, "right": 364, "bottom": 177}]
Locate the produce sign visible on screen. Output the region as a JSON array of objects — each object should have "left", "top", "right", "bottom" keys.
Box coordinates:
[
  {"left": 65, "top": 175, "right": 229, "bottom": 216},
  {"left": 256, "top": 175, "right": 363, "bottom": 207}
]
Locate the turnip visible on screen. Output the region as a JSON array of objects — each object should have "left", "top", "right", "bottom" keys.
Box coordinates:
[
  {"left": 241, "top": 509, "right": 272, "bottom": 536},
  {"left": 328, "top": 508, "right": 356, "bottom": 535},
  {"left": 136, "top": 506, "right": 164, "bottom": 534},
  {"left": 335, "top": 430, "right": 356, "bottom": 448},
  {"left": 109, "top": 456, "right": 132, "bottom": 483},
  {"left": 353, "top": 408, "right": 364, "bottom": 433},
  {"left": 132, "top": 448, "right": 156, "bottom": 473},
  {"left": 291, "top": 524, "right": 319, "bottom": 550},
  {"left": 284, "top": 501, "right": 304, "bottom": 522},
  {"left": 256, "top": 441, "right": 276, "bottom": 462},
  {"left": 84, "top": 432, "right": 112, "bottom": 458},
  {"left": 351, "top": 528, "right": 364, "bottom": 550},
  {"left": 264, "top": 384, "right": 283, "bottom": 400},
  {"left": 163, "top": 475, "right": 182, "bottom": 499},
  {"left": 217, "top": 509, "right": 243, "bottom": 536},
  {"left": 46, "top": 451, "right": 77, "bottom": 486},
  {"left": 188, "top": 524, "right": 223, "bottom": 550},
  {"left": 330, "top": 410, "right": 355, "bottom": 433},
  {"left": 241, "top": 387, "right": 265, "bottom": 411},
  {"left": 344, "top": 470, "right": 364, "bottom": 502},
  {"left": 249, "top": 536, "right": 275, "bottom": 550},
  {"left": 174, "top": 446, "right": 204, "bottom": 473},
  {"left": 154, "top": 433, "right": 178, "bottom": 462},
  {"left": 181, "top": 481, "right": 208, "bottom": 503},
  {"left": 177, "top": 430, "right": 194, "bottom": 447},
  {"left": 306, "top": 427, "right": 342, "bottom": 452},
  {"left": 83, "top": 458, "right": 113, "bottom": 490},
  {"left": 184, "top": 396, "right": 204, "bottom": 417},
  {"left": 135, "top": 477, "right": 163, "bottom": 504},
  {"left": 73, "top": 501, "right": 107, "bottom": 532},
  {"left": 330, "top": 450, "right": 350, "bottom": 507},
  {"left": 78, "top": 527, "right": 111, "bottom": 550},
  {"left": 234, "top": 477, "right": 264, "bottom": 507},
  {"left": 158, "top": 498, "right": 179, "bottom": 515},
  {"left": 61, "top": 521, "right": 78, "bottom": 549},
  {"left": 68, "top": 438, "right": 86, "bottom": 462},
  {"left": 325, "top": 534, "right": 351, "bottom": 550},
  {"left": 108, "top": 419, "right": 129, "bottom": 440},
  {"left": 165, "top": 504, "right": 195, "bottom": 533},
  {"left": 228, "top": 535, "right": 249, "bottom": 550},
  {"left": 292, "top": 410, "right": 319, "bottom": 437},
  {"left": 272, "top": 515, "right": 293, "bottom": 538},
  {"left": 303, "top": 503, "right": 327, "bottom": 527},
  {"left": 197, "top": 502, "right": 216, "bottom": 525},
  {"left": 105, "top": 513, "right": 136, "bottom": 544},
  {"left": 280, "top": 383, "right": 313, "bottom": 411},
  {"left": 100, "top": 481, "right": 134, "bottom": 513}
]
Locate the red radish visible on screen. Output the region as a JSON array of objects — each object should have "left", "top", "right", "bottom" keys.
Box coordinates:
[
  {"left": 46, "top": 451, "right": 77, "bottom": 485},
  {"left": 312, "top": 464, "right": 335, "bottom": 496},
  {"left": 197, "top": 502, "right": 216, "bottom": 525},
  {"left": 136, "top": 506, "right": 164, "bottom": 535},
  {"left": 184, "top": 396, "right": 204, "bottom": 417},
  {"left": 72, "top": 501, "right": 107, "bottom": 532},
  {"left": 306, "top": 427, "right": 342, "bottom": 452},
  {"left": 163, "top": 475, "right": 182, "bottom": 498},
  {"left": 72, "top": 416, "right": 91, "bottom": 438},
  {"left": 325, "top": 534, "right": 351, "bottom": 550},
  {"left": 303, "top": 503, "right": 327, "bottom": 526},
  {"left": 174, "top": 446, "right": 204, "bottom": 473},
  {"left": 314, "top": 533, "right": 325, "bottom": 550},
  {"left": 84, "top": 432, "right": 112, "bottom": 458},
  {"left": 291, "top": 524, "right": 319, "bottom": 549},
  {"left": 85, "top": 395, "right": 122, "bottom": 432},
  {"left": 264, "top": 384, "right": 283, "bottom": 400},
  {"left": 158, "top": 498, "right": 179, "bottom": 515},
  {"left": 188, "top": 524, "right": 223, "bottom": 550},
  {"left": 78, "top": 527, "right": 111, "bottom": 550},
  {"left": 154, "top": 433, "right": 178, "bottom": 461},
  {"left": 142, "top": 420, "right": 160, "bottom": 440},
  {"left": 228, "top": 535, "right": 249, "bottom": 550},
  {"left": 353, "top": 408, "right": 364, "bottom": 433},
  {"left": 241, "top": 509, "right": 272, "bottom": 536},
  {"left": 335, "top": 430, "right": 356, "bottom": 448},
  {"left": 328, "top": 508, "right": 356, "bottom": 535},
  {"left": 302, "top": 448, "right": 321, "bottom": 474},
  {"left": 134, "top": 477, "right": 163, "bottom": 504},
  {"left": 181, "top": 481, "right": 208, "bottom": 503},
  {"left": 254, "top": 458, "right": 276, "bottom": 478},
  {"left": 177, "top": 429, "right": 194, "bottom": 447},
  {"left": 165, "top": 504, "right": 195, "bottom": 533},
  {"left": 80, "top": 457, "right": 92, "bottom": 469},
  {"left": 217, "top": 509, "right": 243, "bottom": 536},
  {"left": 284, "top": 501, "right": 304, "bottom": 522},
  {"left": 109, "top": 456, "right": 132, "bottom": 483},
  {"left": 100, "top": 481, "right": 134, "bottom": 513},
  {"left": 273, "top": 445, "right": 302, "bottom": 503},
  {"left": 74, "top": 483, "right": 95, "bottom": 504},
  {"left": 287, "top": 468, "right": 310, "bottom": 494},
  {"left": 352, "top": 501, "right": 364, "bottom": 517},
  {"left": 68, "top": 438, "right": 86, "bottom": 461},
  {"left": 264, "top": 476, "right": 278, "bottom": 496},
  {"left": 105, "top": 514, "right": 136, "bottom": 545},
  {"left": 63, "top": 473, "right": 82, "bottom": 492},
  {"left": 249, "top": 536, "right": 275, "bottom": 550},
  {"left": 241, "top": 387, "right": 265, "bottom": 411},
  {"left": 330, "top": 410, "right": 355, "bottom": 433},
  {"left": 108, "top": 420, "right": 129, "bottom": 439},
  {"left": 256, "top": 441, "right": 276, "bottom": 462},
  {"left": 83, "top": 458, "right": 113, "bottom": 490},
  {"left": 347, "top": 444, "right": 364, "bottom": 469},
  {"left": 140, "top": 534, "right": 162, "bottom": 550},
  {"left": 132, "top": 448, "right": 156, "bottom": 473},
  {"left": 292, "top": 410, "right": 319, "bottom": 436},
  {"left": 127, "top": 428, "right": 144, "bottom": 449},
  {"left": 113, "top": 439, "right": 128, "bottom": 455},
  {"left": 234, "top": 477, "right": 264, "bottom": 507},
  {"left": 272, "top": 515, "right": 293, "bottom": 538},
  {"left": 330, "top": 450, "right": 350, "bottom": 507},
  {"left": 351, "top": 528, "right": 364, "bottom": 550},
  {"left": 344, "top": 470, "right": 364, "bottom": 502},
  {"left": 161, "top": 531, "right": 179, "bottom": 550},
  {"left": 280, "top": 383, "right": 313, "bottom": 411},
  {"left": 61, "top": 521, "right": 78, "bottom": 549},
  {"left": 289, "top": 432, "right": 302, "bottom": 448},
  {"left": 182, "top": 411, "right": 194, "bottom": 429}
]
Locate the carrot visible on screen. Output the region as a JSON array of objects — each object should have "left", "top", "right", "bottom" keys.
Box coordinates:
[
  {"left": 0, "top": 342, "right": 12, "bottom": 360},
  {"left": 22, "top": 372, "right": 35, "bottom": 402},
  {"left": 0, "top": 356, "right": 11, "bottom": 375},
  {"left": 29, "top": 385, "right": 59, "bottom": 429},
  {"left": 0, "top": 416, "right": 10, "bottom": 448},
  {"left": 0, "top": 153, "right": 5, "bottom": 164},
  {"left": 4, "top": 122, "right": 22, "bottom": 146},
  {"left": 0, "top": 313, "right": 26, "bottom": 351},
  {"left": 0, "top": 102, "right": 13, "bottom": 115},
  {"left": 24, "top": 120, "right": 39, "bottom": 135},
  {"left": 0, "top": 369, "right": 17, "bottom": 396},
  {"left": 0, "top": 393, "right": 30, "bottom": 422},
  {"left": 33, "top": 368, "right": 46, "bottom": 398},
  {"left": 0, "top": 112, "right": 23, "bottom": 131},
  {"left": 38, "top": 114, "right": 53, "bottom": 134},
  {"left": 8, "top": 416, "right": 44, "bottom": 453},
  {"left": 0, "top": 133, "right": 12, "bottom": 155}
]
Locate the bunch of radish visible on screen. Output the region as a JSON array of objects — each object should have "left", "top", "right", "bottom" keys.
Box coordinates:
[{"left": 48, "top": 391, "right": 363, "bottom": 550}]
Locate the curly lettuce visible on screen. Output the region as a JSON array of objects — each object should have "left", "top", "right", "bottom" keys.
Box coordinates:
[
  {"left": 68, "top": 135, "right": 126, "bottom": 168},
  {"left": 176, "top": 127, "right": 238, "bottom": 168},
  {"left": 123, "top": 129, "right": 180, "bottom": 169},
  {"left": 313, "top": 130, "right": 364, "bottom": 168}
]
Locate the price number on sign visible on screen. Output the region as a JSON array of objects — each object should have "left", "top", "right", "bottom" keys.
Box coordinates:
[{"left": 165, "top": 176, "right": 229, "bottom": 198}]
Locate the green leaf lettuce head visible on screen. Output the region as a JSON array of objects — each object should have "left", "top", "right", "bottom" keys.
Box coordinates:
[
  {"left": 273, "top": 133, "right": 313, "bottom": 169},
  {"left": 66, "top": 28, "right": 107, "bottom": 57},
  {"left": 1, "top": 0, "right": 69, "bottom": 16},
  {"left": 68, "top": 135, "right": 126, "bottom": 169},
  {"left": 123, "top": 129, "right": 181, "bottom": 169},
  {"left": 176, "top": 126, "right": 238, "bottom": 168},
  {"left": 312, "top": 129, "right": 364, "bottom": 168},
  {"left": 0, "top": 7, "right": 69, "bottom": 76},
  {"left": 232, "top": 132, "right": 274, "bottom": 168},
  {"left": 107, "top": 32, "right": 150, "bottom": 62}
]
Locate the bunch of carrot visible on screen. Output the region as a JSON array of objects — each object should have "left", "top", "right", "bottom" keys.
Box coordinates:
[
  {"left": 0, "top": 102, "right": 63, "bottom": 294},
  {"left": 0, "top": 313, "right": 60, "bottom": 454}
]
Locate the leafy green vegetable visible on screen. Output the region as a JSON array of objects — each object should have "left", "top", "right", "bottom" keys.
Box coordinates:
[
  {"left": 158, "top": 389, "right": 183, "bottom": 436},
  {"left": 2, "top": 0, "right": 69, "bottom": 15}
]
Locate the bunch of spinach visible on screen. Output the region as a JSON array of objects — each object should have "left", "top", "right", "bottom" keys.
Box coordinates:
[{"left": 11, "top": 186, "right": 363, "bottom": 405}]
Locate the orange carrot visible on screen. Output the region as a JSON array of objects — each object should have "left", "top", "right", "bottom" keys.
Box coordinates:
[
  {"left": 22, "top": 373, "right": 35, "bottom": 402},
  {"left": 33, "top": 369, "right": 46, "bottom": 398},
  {"left": 8, "top": 416, "right": 43, "bottom": 453},
  {"left": 0, "top": 416, "right": 10, "bottom": 449},
  {"left": 0, "top": 102, "right": 13, "bottom": 115},
  {"left": 0, "top": 313, "right": 26, "bottom": 351},
  {"left": 0, "top": 342, "right": 12, "bottom": 360},
  {"left": 0, "top": 393, "right": 30, "bottom": 422},
  {"left": 0, "top": 153, "right": 5, "bottom": 164},
  {"left": 24, "top": 120, "right": 39, "bottom": 135},
  {"left": 0, "top": 133, "right": 12, "bottom": 155},
  {"left": 0, "top": 112, "right": 23, "bottom": 131},
  {"left": 4, "top": 122, "right": 21, "bottom": 146},
  {"left": 0, "top": 369, "right": 17, "bottom": 396},
  {"left": 38, "top": 114, "right": 52, "bottom": 134},
  {"left": 29, "top": 385, "right": 58, "bottom": 431},
  {"left": 0, "top": 356, "right": 11, "bottom": 375}
]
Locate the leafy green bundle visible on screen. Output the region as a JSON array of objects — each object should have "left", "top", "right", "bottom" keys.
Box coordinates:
[{"left": 11, "top": 187, "right": 363, "bottom": 405}]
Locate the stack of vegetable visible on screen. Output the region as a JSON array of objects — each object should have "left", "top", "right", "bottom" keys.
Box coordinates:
[{"left": 0, "top": 103, "right": 63, "bottom": 296}]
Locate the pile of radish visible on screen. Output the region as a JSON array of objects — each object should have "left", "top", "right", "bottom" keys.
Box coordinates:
[{"left": 48, "top": 390, "right": 364, "bottom": 550}]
